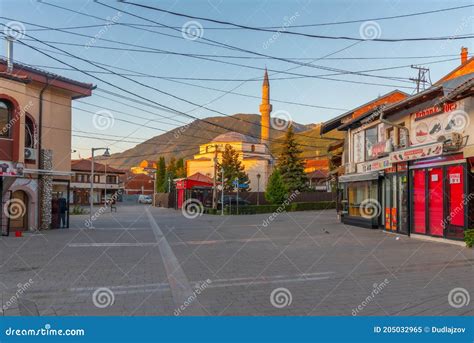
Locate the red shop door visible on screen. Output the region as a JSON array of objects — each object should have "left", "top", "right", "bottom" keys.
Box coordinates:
[
  {"left": 446, "top": 165, "right": 465, "bottom": 238},
  {"left": 428, "top": 168, "right": 444, "bottom": 236},
  {"left": 413, "top": 169, "right": 426, "bottom": 234}
]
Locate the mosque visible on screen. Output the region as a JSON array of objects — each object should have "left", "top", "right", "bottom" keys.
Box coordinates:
[{"left": 186, "top": 70, "right": 275, "bottom": 191}]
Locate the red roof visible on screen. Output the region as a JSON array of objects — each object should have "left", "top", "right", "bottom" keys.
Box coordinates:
[
  {"left": 0, "top": 59, "right": 94, "bottom": 99},
  {"left": 71, "top": 159, "right": 125, "bottom": 174},
  {"left": 187, "top": 172, "right": 214, "bottom": 184},
  {"left": 307, "top": 170, "right": 329, "bottom": 179}
]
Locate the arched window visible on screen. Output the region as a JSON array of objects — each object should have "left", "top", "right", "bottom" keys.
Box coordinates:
[
  {"left": 0, "top": 100, "right": 11, "bottom": 138},
  {"left": 25, "top": 114, "right": 36, "bottom": 148},
  {"left": 251, "top": 144, "right": 255, "bottom": 152}
]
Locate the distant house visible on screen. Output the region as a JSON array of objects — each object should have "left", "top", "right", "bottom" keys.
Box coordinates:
[
  {"left": 122, "top": 171, "right": 154, "bottom": 195},
  {"left": 70, "top": 159, "right": 125, "bottom": 205}
]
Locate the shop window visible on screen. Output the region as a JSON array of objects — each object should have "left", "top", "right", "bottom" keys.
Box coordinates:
[
  {"left": 0, "top": 100, "right": 11, "bottom": 138},
  {"left": 346, "top": 180, "right": 378, "bottom": 218},
  {"left": 365, "top": 126, "right": 378, "bottom": 161}
]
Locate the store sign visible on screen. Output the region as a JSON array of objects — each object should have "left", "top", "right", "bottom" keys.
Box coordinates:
[
  {"left": 413, "top": 102, "right": 457, "bottom": 121},
  {"left": 449, "top": 173, "right": 461, "bottom": 184},
  {"left": 0, "top": 161, "right": 24, "bottom": 176},
  {"left": 411, "top": 100, "right": 464, "bottom": 144},
  {"left": 357, "top": 157, "right": 391, "bottom": 173},
  {"left": 389, "top": 143, "right": 443, "bottom": 163}
]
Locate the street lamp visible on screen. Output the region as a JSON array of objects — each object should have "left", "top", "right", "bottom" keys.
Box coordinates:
[
  {"left": 89, "top": 147, "right": 110, "bottom": 227},
  {"left": 256, "top": 173, "right": 261, "bottom": 206}
]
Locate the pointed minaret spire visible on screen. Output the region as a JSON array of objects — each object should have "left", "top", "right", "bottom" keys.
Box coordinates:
[{"left": 259, "top": 68, "right": 272, "bottom": 147}]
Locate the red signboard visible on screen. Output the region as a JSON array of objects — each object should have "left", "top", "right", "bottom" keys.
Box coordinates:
[{"left": 413, "top": 102, "right": 457, "bottom": 121}]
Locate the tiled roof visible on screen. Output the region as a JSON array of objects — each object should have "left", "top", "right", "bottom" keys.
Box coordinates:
[{"left": 71, "top": 159, "right": 125, "bottom": 174}]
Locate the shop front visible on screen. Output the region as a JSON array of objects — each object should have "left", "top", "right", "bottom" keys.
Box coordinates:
[
  {"left": 339, "top": 171, "right": 381, "bottom": 229},
  {"left": 409, "top": 154, "right": 468, "bottom": 240}
]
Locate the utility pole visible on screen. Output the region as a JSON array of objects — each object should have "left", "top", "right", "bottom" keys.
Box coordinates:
[
  {"left": 235, "top": 177, "right": 239, "bottom": 215},
  {"left": 168, "top": 176, "right": 171, "bottom": 193},
  {"left": 212, "top": 144, "right": 218, "bottom": 209},
  {"left": 221, "top": 166, "right": 224, "bottom": 216},
  {"left": 410, "top": 65, "right": 431, "bottom": 93}
]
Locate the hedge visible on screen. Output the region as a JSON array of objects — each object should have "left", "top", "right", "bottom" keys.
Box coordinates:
[{"left": 205, "top": 201, "right": 336, "bottom": 215}]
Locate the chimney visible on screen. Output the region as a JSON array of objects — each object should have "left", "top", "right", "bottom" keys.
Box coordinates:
[
  {"left": 5, "top": 37, "right": 14, "bottom": 73},
  {"left": 461, "top": 47, "right": 468, "bottom": 65}
]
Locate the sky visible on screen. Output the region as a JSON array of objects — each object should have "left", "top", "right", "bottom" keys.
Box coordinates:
[{"left": 0, "top": 0, "right": 473, "bottom": 159}]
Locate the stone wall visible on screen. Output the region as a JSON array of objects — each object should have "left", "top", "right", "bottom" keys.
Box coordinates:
[{"left": 39, "top": 149, "right": 53, "bottom": 230}]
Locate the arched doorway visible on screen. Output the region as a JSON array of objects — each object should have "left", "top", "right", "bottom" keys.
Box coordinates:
[{"left": 8, "top": 190, "right": 29, "bottom": 231}]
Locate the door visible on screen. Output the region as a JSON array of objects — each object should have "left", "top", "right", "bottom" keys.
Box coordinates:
[
  {"left": 428, "top": 168, "right": 444, "bottom": 236},
  {"left": 398, "top": 173, "right": 409, "bottom": 234},
  {"left": 413, "top": 169, "right": 426, "bottom": 234},
  {"left": 445, "top": 165, "right": 465, "bottom": 239},
  {"left": 9, "top": 190, "right": 28, "bottom": 231}
]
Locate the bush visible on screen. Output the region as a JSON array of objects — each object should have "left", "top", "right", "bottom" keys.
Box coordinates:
[
  {"left": 464, "top": 229, "right": 474, "bottom": 248},
  {"left": 207, "top": 201, "right": 336, "bottom": 215},
  {"left": 70, "top": 205, "right": 86, "bottom": 215}
]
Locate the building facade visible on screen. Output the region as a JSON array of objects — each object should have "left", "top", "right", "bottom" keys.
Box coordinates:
[
  {"left": 331, "top": 49, "right": 473, "bottom": 241},
  {"left": 71, "top": 159, "right": 125, "bottom": 205},
  {"left": 0, "top": 57, "right": 93, "bottom": 234}
]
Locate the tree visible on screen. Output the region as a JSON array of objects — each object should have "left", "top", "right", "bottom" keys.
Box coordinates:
[
  {"left": 277, "top": 126, "right": 308, "bottom": 193},
  {"left": 265, "top": 169, "right": 288, "bottom": 204},
  {"left": 217, "top": 144, "right": 250, "bottom": 192},
  {"left": 176, "top": 158, "right": 186, "bottom": 178},
  {"left": 155, "top": 157, "right": 167, "bottom": 193},
  {"left": 164, "top": 157, "right": 177, "bottom": 193}
]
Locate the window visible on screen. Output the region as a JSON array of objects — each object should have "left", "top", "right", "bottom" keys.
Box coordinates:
[
  {"left": 0, "top": 100, "right": 11, "bottom": 138},
  {"left": 365, "top": 126, "right": 378, "bottom": 161},
  {"left": 106, "top": 175, "right": 117, "bottom": 184},
  {"left": 25, "top": 115, "right": 36, "bottom": 148},
  {"left": 94, "top": 175, "right": 100, "bottom": 183},
  {"left": 251, "top": 144, "right": 255, "bottom": 152},
  {"left": 398, "top": 122, "right": 407, "bottom": 148}
]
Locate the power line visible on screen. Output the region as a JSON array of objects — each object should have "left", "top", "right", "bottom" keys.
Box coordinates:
[
  {"left": 4, "top": 30, "right": 360, "bottom": 147},
  {"left": 33, "top": 3, "right": 474, "bottom": 30},
  {"left": 121, "top": 1, "right": 474, "bottom": 42}
]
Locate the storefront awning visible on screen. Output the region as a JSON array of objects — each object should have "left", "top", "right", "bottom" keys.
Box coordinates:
[{"left": 338, "top": 171, "right": 379, "bottom": 183}]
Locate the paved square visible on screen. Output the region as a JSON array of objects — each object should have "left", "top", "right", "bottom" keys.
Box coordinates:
[{"left": 1, "top": 204, "right": 472, "bottom": 316}]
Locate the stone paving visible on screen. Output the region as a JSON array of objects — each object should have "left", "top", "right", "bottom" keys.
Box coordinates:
[{"left": 0, "top": 204, "right": 472, "bottom": 316}]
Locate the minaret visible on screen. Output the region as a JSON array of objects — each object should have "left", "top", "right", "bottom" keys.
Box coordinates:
[{"left": 259, "top": 68, "right": 272, "bottom": 147}]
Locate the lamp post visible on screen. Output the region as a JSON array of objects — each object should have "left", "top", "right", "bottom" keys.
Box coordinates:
[
  {"left": 256, "top": 173, "right": 261, "bottom": 206},
  {"left": 90, "top": 147, "right": 110, "bottom": 227}
]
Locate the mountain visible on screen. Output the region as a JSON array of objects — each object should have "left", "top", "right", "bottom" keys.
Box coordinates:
[{"left": 100, "top": 113, "right": 342, "bottom": 169}]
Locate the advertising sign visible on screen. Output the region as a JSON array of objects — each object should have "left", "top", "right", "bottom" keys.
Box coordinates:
[
  {"left": 357, "top": 157, "right": 391, "bottom": 173},
  {"left": 411, "top": 100, "right": 464, "bottom": 145},
  {"left": 389, "top": 143, "right": 443, "bottom": 163},
  {"left": 0, "top": 161, "right": 24, "bottom": 176}
]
